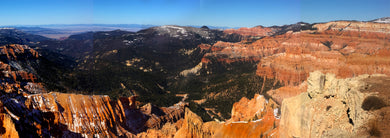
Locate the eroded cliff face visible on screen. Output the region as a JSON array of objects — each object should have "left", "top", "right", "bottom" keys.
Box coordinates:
[
  {"left": 174, "top": 94, "right": 281, "bottom": 138},
  {"left": 199, "top": 21, "right": 390, "bottom": 104},
  {"left": 2, "top": 91, "right": 186, "bottom": 137},
  {"left": 0, "top": 112, "right": 19, "bottom": 138},
  {"left": 215, "top": 94, "right": 280, "bottom": 138},
  {"left": 0, "top": 44, "right": 40, "bottom": 93},
  {"left": 0, "top": 44, "right": 187, "bottom": 137},
  {"left": 205, "top": 21, "right": 390, "bottom": 79},
  {"left": 207, "top": 21, "right": 390, "bottom": 86},
  {"left": 224, "top": 26, "right": 277, "bottom": 37},
  {"left": 256, "top": 21, "right": 390, "bottom": 103},
  {"left": 174, "top": 108, "right": 220, "bottom": 138},
  {"left": 279, "top": 71, "right": 390, "bottom": 138},
  {"left": 171, "top": 71, "right": 390, "bottom": 138}
]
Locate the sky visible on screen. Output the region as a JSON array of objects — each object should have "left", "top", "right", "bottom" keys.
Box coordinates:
[{"left": 0, "top": 0, "right": 389, "bottom": 27}]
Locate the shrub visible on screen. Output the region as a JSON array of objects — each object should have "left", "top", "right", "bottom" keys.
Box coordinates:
[
  {"left": 361, "top": 96, "right": 387, "bottom": 111},
  {"left": 321, "top": 41, "right": 333, "bottom": 50},
  {"left": 368, "top": 120, "right": 381, "bottom": 137}
]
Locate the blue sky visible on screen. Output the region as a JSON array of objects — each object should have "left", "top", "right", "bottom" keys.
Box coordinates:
[{"left": 0, "top": 0, "right": 389, "bottom": 27}]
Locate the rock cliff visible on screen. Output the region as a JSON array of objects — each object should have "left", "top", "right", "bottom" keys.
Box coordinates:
[
  {"left": 0, "top": 44, "right": 187, "bottom": 137},
  {"left": 204, "top": 21, "right": 390, "bottom": 86},
  {"left": 257, "top": 21, "right": 390, "bottom": 86},
  {"left": 169, "top": 71, "right": 390, "bottom": 138},
  {"left": 0, "top": 113, "right": 19, "bottom": 138},
  {"left": 174, "top": 94, "right": 281, "bottom": 138},
  {"left": 279, "top": 71, "right": 390, "bottom": 137},
  {"left": 224, "top": 26, "right": 277, "bottom": 37},
  {"left": 2, "top": 91, "right": 186, "bottom": 137},
  {"left": 200, "top": 21, "right": 390, "bottom": 104}
]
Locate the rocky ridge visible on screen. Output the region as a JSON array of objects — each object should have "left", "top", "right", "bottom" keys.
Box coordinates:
[
  {"left": 199, "top": 20, "right": 390, "bottom": 103},
  {"left": 224, "top": 25, "right": 277, "bottom": 37},
  {"left": 173, "top": 94, "right": 280, "bottom": 138},
  {"left": 0, "top": 44, "right": 187, "bottom": 137}
]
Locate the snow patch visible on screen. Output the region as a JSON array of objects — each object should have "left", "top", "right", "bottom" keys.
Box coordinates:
[
  {"left": 4, "top": 106, "right": 20, "bottom": 120},
  {"left": 274, "top": 108, "right": 280, "bottom": 119},
  {"left": 251, "top": 119, "right": 263, "bottom": 122},
  {"left": 231, "top": 121, "right": 248, "bottom": 124},
  {"left": 180, "top": 62, "right": 203, "bottom": 77},
  {"left": 372, "top": 17, "right": 390, "bottom": 23}
]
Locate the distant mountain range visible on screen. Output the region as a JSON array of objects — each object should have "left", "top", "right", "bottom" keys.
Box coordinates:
[
  {"left": 370, "top": 17, "right": 390, "bottom": 23},
  {"left": 1, "top": 24, "right": 238, "bottom": 39}
]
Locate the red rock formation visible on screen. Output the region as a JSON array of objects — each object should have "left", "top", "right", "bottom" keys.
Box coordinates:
[
  {"left": 201, "top": 40, "right": 284, "bottom": 63},
  {"left": 205, "top": 21, "right": 390, "bottom": 84},
  {"left": 167, "top": 21, "right": 390, "bottom": 138},
  {"left": 266, "top": 83, "right": 307, "bottom": 104},
  {"left": 255, "top": 22, "right": 390, "bottom": 102},
  {"left": 200, "top": 21, "right": 390, "bottom": 103},
  {"left": 214, "top": 110, "right": 279, "bottom": 138},
  {"left": 230, "top": 94, "right": 271, "bottom": 122},
  {"left": 18, "top": 92, "right": 186, "bottom": 137},
  {"left": 174, "top": 94, "right": 280, "bottom": 138},
  {"left": 0, "top": 44, "right": 188, "bottom": 137},
  {"left": 217, "top": 94, "right": 280, "bottom": 137},
  {"left": 224, "top": 26, "right": 277, "bottom": 37},
  {"left": 0, "top": 113, "right": 19, "bottom": 138},
  {"left": 0, "top": 44, "right": 39, "bottom": 60},
  {"left": 174, "top": 108, "right": 219, "bottom": 138},
  {"left": 0, "top": 89, "right": 186, "bottom": 137},
  {"left": 0, "top": 44, "right": 39, "bottom": 87},
  {"left": 279, "top": 71, "right": 390, "bottom": 137}
]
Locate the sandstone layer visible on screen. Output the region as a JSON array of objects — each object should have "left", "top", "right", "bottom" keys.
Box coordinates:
[
  {"left": 0, "top": 113, "right": 19, "bottom": 138},
  {"left": 279, "top": 71, "right": 390, "bottom": 137},
  {"left": 2, "top": 91, "right": 186, "bottom": 137},
  {"left": 201, "top": 21, "right": 390, "bottom": 103},
  {"left": 174, "top": 94, "right": 281, "bottom": 138},
  {"left": 224, "top": 26, "right": 277, "bottom": 37},
  {"left": 0, "top": 44, "right": 187, "bottom": 137}
]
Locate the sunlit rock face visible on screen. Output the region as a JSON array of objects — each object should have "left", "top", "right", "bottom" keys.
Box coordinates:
[
  {"left": 200, "top": 21, "right": 390, "bottom": 103},
  {"left": 279, "top": 71, "right": 390, "bottom": 138},
  {"left": 207, "top": 21, "right": 390, "bottom": 86},
  {"left": 0, "top": 44, "right": 40, "bottom": 90},
  {"left": 173, "top": 94, "right": 281, "bottom": 138},
  {"left": 257, "top": 21, "right": 390, "bottom": 86},
  {"left": 20, "top": 93, "right": 186, "bottom": 137},
  {"left": 0, "top": 44, "right": 187, "bottom": 137},
  {"left": 0, "top": 113, "right": 19, "bottom": 138},
  {"left": 224, "top": 26, "right": 277, "bottom": 37},
  {"left": 3, "top": 91, "right": 186, "bottom": 137}
]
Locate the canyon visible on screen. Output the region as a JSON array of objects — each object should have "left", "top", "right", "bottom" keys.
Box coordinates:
[{"left": 0, "top": 18, "right": 389, "bottom": 137}]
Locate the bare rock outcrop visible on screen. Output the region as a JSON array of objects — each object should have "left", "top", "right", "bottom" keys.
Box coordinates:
[
  {"left": 174, "top": 108, "right": 219, "bottom": 138},
  {"left": 215, "top": 95, "right": 280, "bottom": 138},
  {"left": 279, "top": 71, "right": 389, "bottom": 137},
  {"left": 0, "top": 113, "right": 19, "bottom": 138},
  {"left": 230, "top": 94, "right": 277, "bottom": 122},
  {"left": 174, "top": 94, "right": 281, "bottom": 138},
  {"left": 0, "top": 44, "right": 188, "bottom": 137},
  {"left": 224, "top": 26, "right": 277, "bottom": 37}
]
